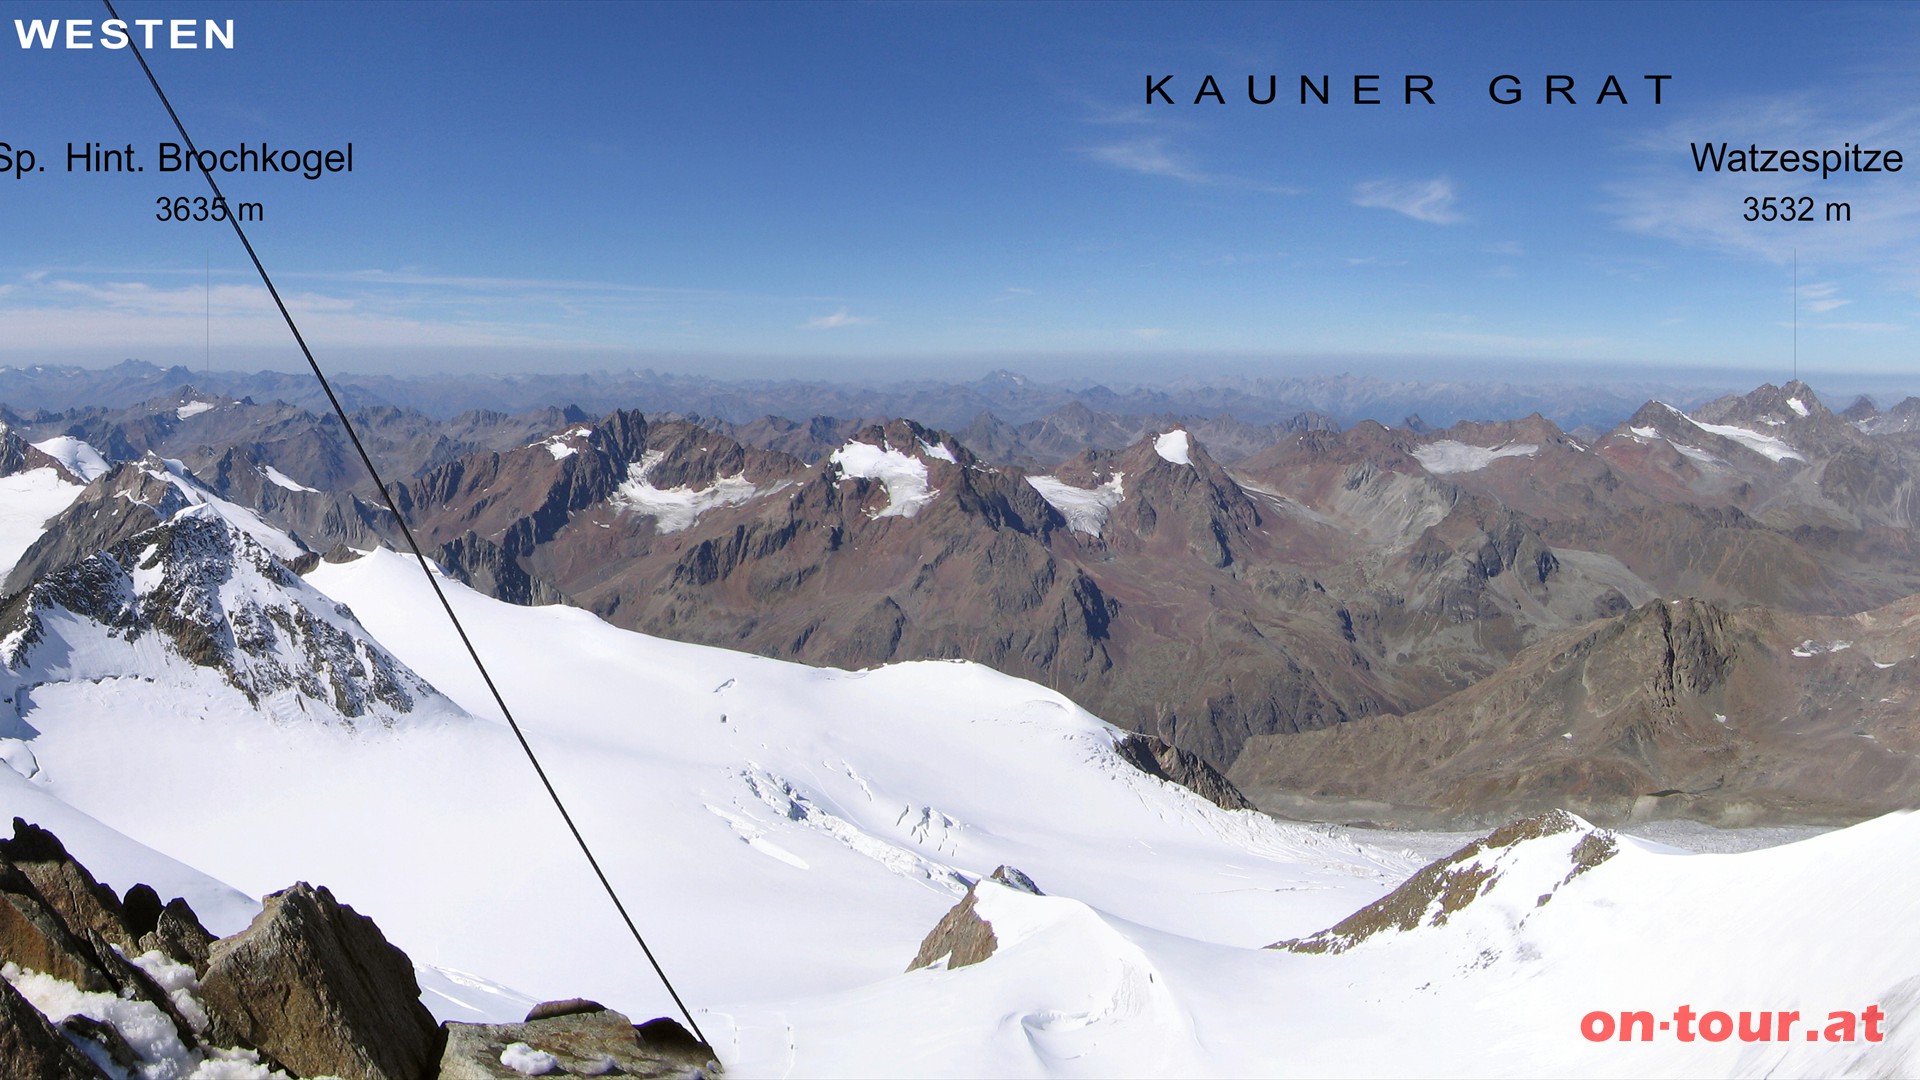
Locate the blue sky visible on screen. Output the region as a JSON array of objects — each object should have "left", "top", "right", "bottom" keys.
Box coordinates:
[{"left": 4, "top": 0, "right": 1920, "bottom": 386}]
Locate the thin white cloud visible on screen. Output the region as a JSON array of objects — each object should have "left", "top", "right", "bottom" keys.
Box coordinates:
[
  {"left": 1800, "top": 282, "right": 1850, "bottom": 314},
  {"left": 1128, "top": 327, "right": 1168, "bottom": 340},
  {"left": 1080, "top": 137, "right": 1211, "bottom": 184},
  {"left": 1483, "top": 241, "right": 1525, "bottom": 257},
  {"left": 1353, "top": 178, "right": 1462, "bottom": 224},
  {"left": 801, "top": 308, "right": 873, "bottom": 330}
]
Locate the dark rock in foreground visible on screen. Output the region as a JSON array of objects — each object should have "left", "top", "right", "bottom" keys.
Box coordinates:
[
  {"left": 440, "top": 1001, "right": 716, "bottom": 1078},
  {"left": 200, "top": 881, "right": 442, "bottom": 1080}
]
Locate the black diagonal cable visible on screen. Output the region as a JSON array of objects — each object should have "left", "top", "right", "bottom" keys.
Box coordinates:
[{"left": 102, "top": 0, "right": 709, "bottom": 1048}]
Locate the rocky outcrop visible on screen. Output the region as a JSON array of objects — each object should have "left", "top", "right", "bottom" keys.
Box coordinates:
[
  {"left": 908, "top": 867, "right": 1040, "bottom": 973},
  {"left": 1114, "top": 734, "right": 1254, "bottom": 811},
  {"left": 0, "top": 819, "right": 716, "bottom": 1080},
  {"left": 439, "top": 1002, "right": 715, "bottom": 1079},
  {"left": 0, "top": 821, "right": 137, "bottom": 955},
  {"left": 200, "top": 881, "right": 441, "bottom": 1080}
]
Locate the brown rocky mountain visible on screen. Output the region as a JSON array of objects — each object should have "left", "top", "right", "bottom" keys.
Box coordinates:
[
  {"left": 1235, "top": 593, "right": 1920, "bottom": 827},
  {"left": 367, "top": 409, "right": 1640, "bottom": 772}
]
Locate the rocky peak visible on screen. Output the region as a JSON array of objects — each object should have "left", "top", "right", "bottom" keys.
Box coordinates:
[
  {"left": 1103, "top": 428, "right": 1263, "bottom": 566},
  {"left": 0, "top": 423, "right": 63, "bottom": 479},
  {"left": 2, "top": 511, "right": 443, "bottom": 727}
]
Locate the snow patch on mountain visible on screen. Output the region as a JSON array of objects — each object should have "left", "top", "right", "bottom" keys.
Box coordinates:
[
  {"left": 1657, "top": 401, "right": 1806, "bottom": 462},
  {"left": 831, "top": 441, "right": 937, "bottom": 517},
  {"left": 258, "top": 465, "right": 316, "bottom": 493},
  {"left": 608, "top": 450, "right": 767, "bottom": 533},
  {"left": 1788, "top": 396, "right": 1811, "bottom": 417},
  {"left": 1685, "top": 416, "right": 1805, "bottom": 462},
  {"left": 1412, "top": 440, "right": 1539, "bottom": 474},
  {"left": 1026, "top": 474, "right": 1126, "bottom": 537},
  {"left": 31, "top": 435, "right": 110, "bottom": 482},
  {"left": 174, "top": 401, "right": 215, "bottom": 420},
  {"left": 918, "top": 438, "right": 957, "bottom": 464},
  {"left": 537, "top": 426, "right": 595, "bottom": 461},
  {"left": 1153, "top": 429, "right": 1192, "bottom": 465}
]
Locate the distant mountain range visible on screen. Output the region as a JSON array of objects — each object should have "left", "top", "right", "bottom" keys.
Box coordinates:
[
  {"left": 5, "top": 374, "right": 1920, "bottom": 827},
  {"left": 0, "top": 358, "right": 1784, "bottom": 430}
]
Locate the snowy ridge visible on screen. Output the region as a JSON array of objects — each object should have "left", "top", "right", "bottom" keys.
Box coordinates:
[
  {"left": 608, "top": 449, "right": 771, "bottom": 533},
  {"left": 31, "top": 436, "right": 110, "bottom": 483},
  {"left": 1026, "top": 473, "right": 1125, "bottom": 537},
  {"left": 140, "top": 457, "right": 307, "bottom": 561},
  {"left": 1412, "top": 440, "right": 1539, "bottom": 474}
]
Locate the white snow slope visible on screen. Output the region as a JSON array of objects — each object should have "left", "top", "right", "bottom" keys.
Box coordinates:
[
  {"left": 0, "top": 467, "right": 83, "bottom": 580},
  {"left": 0, "top": 500, "right": 1916, "bottom": 1075}
]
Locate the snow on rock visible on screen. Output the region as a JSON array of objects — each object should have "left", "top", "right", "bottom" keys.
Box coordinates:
[
  {"left": 1412, "top": 440, "right": 1539, "bottom": 474},
  {"left": 258, "top": 466, "right": 316, "bottom": 494},
  {"left": 608, "top": 450, "right": 767, "bottom": 533},
  {"left": 30, "top": 436, "right": 110, "bottom": 483},
  {"left": 1789, "top": 396, "right": 1811, "bottom": 418},
  {"left": 0, "top": 510, "right": 457, "bottom": 730},
  {"left": 500, "top": 1041, "right": 561, "bottom": 1075},
  {"left": 1026, "top": 473, "right": 1125, "bottom": 537},
  {"left": 3, "top": 960, "right": 282, "bottom": 1078},
  {"left": 830, "top": 441, "right": 937, "bottom": 517},
  {"left": 918, "top": 438, "right": 957, "bottom": 464},
  {"left": 1153, "top": 429, "right": 1192, "bottom": 466},
  {"left": 0, "top": 468, "right": 84, "bottom": 582},
  {"left": 141, "top": 458, "right": 307, "bottom": 562},
  {"left": 1792, "top": 639, "right": 1854, "bottom": 658},
  {"left": 174, "top": 401, "right": 215, "bottom": 420}
]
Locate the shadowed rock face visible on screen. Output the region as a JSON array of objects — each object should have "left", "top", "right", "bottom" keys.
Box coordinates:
[
  {"left": 199, "top": 882, "right": 441, "bottom": 1080},
  {"left": 440, "top": 1003, "right": 716, "bottom": 1079}
]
